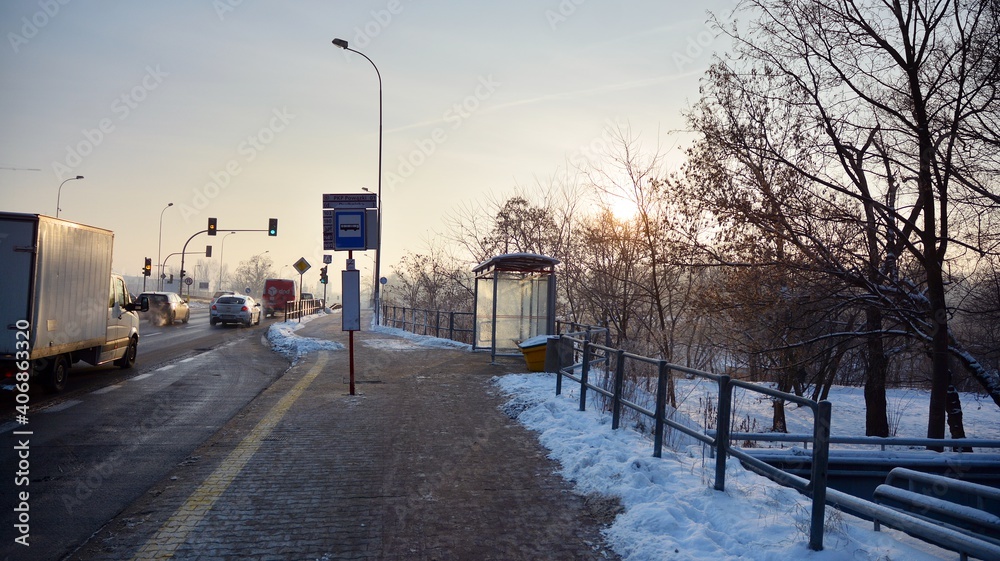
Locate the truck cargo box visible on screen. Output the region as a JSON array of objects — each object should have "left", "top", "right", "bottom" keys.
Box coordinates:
[{"left": 0, "top": 213, "right": 114, "bottom": 360}]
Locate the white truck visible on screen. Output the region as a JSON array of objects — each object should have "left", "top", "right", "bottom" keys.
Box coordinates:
[{"left": 0, "top": 213, "right": 148, "bottom": 392}]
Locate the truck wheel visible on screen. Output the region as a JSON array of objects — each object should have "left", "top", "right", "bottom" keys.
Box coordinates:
[
  {"left": 44, "top": 356, "right": 69, "bottom": 393},
  {"left": 210, "top": 318, "right": 218, "bottom": 326},
  {"left": 116, "top": 336, "right": 138, "bottom": 369}
]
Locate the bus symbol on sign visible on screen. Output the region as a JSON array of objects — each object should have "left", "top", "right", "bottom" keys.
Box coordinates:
[{"left": 332, "top": 210, "right": 366, "bottom": 250}]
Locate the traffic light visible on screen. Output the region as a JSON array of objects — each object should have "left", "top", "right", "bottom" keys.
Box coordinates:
[
  {"left": 268, "top": 218, "right": 278, "bottom": 236},
  {"left": 205, "top": 245, "right": 212, "bottom": 258},
  {"left": 143, "top": 257, "right": 152, "bottom": 277},
  {"left": 208, "top": 217, "right": 217, "bottom": 236},
  {"left": 319, "top": 265, "right": 328, "bottom": 284}
]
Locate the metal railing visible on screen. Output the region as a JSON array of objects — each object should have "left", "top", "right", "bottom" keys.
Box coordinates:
[
  {"left": 283, "top": 299, "right": 324, "bottom": 322},
  {"left": 547, "top": 330, "right": 1000, "bottom": 558},
  {"left": 550, "top": 332, "right": 833, "bottom": 551},
  {"left": 381, "top": 305, "right": 474, "bottom": 344}
]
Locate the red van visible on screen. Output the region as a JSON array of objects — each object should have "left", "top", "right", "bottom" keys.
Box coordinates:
[{"left": 261, "top": 278, "right": 296, "bottom": 318}]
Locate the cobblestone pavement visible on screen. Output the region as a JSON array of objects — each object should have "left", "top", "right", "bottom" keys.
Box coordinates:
[{"left": 66, "top": 315, "right": 621, "bottom": 560}]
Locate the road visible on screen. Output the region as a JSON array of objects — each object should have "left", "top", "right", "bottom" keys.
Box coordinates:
[{"left": 1, "top": 306, "right": 291, "bottom": 561}]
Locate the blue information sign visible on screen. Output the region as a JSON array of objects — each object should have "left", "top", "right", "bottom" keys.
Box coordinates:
[{"left": 334, "top": 210, "right": 366, "bottom": 250}]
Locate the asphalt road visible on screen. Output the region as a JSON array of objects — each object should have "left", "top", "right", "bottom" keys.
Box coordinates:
[{"left": 0, "top": 306, "right": 290, "bottom": 561}]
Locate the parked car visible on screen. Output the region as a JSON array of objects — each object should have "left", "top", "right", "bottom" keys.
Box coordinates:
[
  {"left": 138, "top": 291, "right": 191, "bottom": 326},
  {"left": 300, "top": 292, "right": 314, "bottom": 300},
  {"left": 210, "top": 294, "right": 261, "bottom": 327},
  {"left": 261, "top": 278, "right": 296, "bottom": 317}
]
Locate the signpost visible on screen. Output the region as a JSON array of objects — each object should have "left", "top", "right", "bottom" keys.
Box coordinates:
[
  {"left": 293, "top": 257, "right": 311, "bottom": 314},
  {"left": 322, "top": 192, "right": 380, "bottom": 396}
]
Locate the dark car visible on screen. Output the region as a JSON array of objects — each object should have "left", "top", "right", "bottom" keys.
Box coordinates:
[{"left": 137, "top": 291, "right": 191, "bottom": 326}]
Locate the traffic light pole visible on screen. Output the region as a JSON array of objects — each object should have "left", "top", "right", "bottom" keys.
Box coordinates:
[
  {"left": 177, "top": 227, "right": 273, "bottom": 298},
  {"left": 178, "top": 229, "right": 209, "bottom": 298}
]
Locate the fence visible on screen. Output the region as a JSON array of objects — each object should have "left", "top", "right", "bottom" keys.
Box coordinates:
[
  {"left": 381, "top": 305, "right": 475, "bottom": 344},
  {"left": 283, "top": 299, "right": 325, "bottom": 322},
  {"left": 549, "top": 329, "right": 833, "bottom": 551},
  {"left": 547, "top": 327, "right": 1000, "bottom": 558}
]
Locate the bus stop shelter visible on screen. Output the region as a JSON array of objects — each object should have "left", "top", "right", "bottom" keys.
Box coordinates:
[{"left": 472, "top": 253, "right": 559, "bottom": 363}]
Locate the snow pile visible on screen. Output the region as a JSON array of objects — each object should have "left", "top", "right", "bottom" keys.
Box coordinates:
[
  {"left": 265, "top": 312, "right": 344, "bottom": 361},
  {"left": 371, "top": 323, "right": 472, "bottom": 350},
  {"left": 496, "top": 373, "right": 958, "bottom": 561}
]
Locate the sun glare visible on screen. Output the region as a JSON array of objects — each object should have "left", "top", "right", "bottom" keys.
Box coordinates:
[{"left": 608, "top": 196, "right": 640, "bottom": 221}]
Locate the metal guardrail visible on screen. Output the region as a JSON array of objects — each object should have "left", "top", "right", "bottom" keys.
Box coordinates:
[
  {"left": 718, "top": 432, "right": 1000, "bottom": 452},
  {"left": 874, "top": 468, "right": 1000, "bottom": 550},
  {"left": 283, "top": 299, "right": 324, "bottom": 322},
  {"left": 548, "top": 330, "right": 1000, "bottom": 558},
  {"left": 381, "top": 305, "right": 474, "bottom": 344},
  {"left": 550, "top": 332, "right": 833, "bottom": 553}
]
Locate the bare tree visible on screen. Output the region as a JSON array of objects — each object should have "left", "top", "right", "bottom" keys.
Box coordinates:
[
  {"left": 688, "top": 0, "right": 1000, "bottom": 441},
  {"left": 230, "top": 253, "right": 275, "bottom": 298}
]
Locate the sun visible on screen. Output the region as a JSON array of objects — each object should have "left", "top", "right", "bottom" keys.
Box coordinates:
[{"left": 608, "top": 195, "right": 641, "bottom": 221}]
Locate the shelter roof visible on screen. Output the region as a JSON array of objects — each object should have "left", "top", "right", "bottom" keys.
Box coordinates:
[{"left": 472, "top": 253, "right": 560, "bottom": 275}]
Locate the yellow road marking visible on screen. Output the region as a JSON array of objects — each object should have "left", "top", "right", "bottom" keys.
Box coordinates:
[{"left": 131, "top": 352, "right": 329, "bottom": 561}]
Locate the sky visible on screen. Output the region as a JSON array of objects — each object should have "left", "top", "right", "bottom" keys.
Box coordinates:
[
  {"left": 268, "top": 314, "right": 999, "bottom": 561},
  {"left": 0, "top": 1, "right": 736, "bottom": 296}
]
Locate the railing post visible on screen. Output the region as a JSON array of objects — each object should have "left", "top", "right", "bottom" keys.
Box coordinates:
[
  {"left": 579, "top": 342, "right": 591, "bottom": 412},
  {"left": 611, "top": 349, "right": 625, "bottom": 430},
  {"left": 553, "top": 336, "right": 563, "bottom": 396},
  {"left": 653, "top": 360, "right": 669, "bottom": 458},
  {"left": 449, "top": 311, "right": 455, "bottom": 341},
  {"left": 808, "top": 400, "right": 832, "bottom": 551},
  {"left": 715, "top": 374, "right": 732, "bottom": 491}
]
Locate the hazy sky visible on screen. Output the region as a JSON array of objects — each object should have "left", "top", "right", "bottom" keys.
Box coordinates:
[{"left": 1, "top": 1, "right": 735, "bottom": 294}]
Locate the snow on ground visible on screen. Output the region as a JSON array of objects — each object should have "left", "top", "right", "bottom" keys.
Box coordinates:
[
  {"left": 269, "top": 315, "right": 997, "bottom": 560},
  {"left": 265, "top": 310, "right": 344, "bottom": 361}
]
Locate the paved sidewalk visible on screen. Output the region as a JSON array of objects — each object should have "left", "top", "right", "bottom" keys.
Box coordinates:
[{"left": 67, "top": 314, "right": 621, "bottom": 561}]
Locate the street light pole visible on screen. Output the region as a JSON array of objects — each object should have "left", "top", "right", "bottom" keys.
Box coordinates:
[
  {"left": 157, "top": 202, "right": 174, "bottom": 290},
  {"left": 333, "top": 37, "right": 383, "bottom": 325},
  {"left": 219, "top": 231, "right": 236, "bottom": 290},
  {"left": 56, "top": 175, "right": 84, "bottom": 218}
]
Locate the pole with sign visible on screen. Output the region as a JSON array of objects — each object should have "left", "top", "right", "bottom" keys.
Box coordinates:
[
  {"left": 322, "top": 193, "right": 379, "bottom": 395},
  {"left": 293, "top": 257, "right": 311, "bottom": 323},
  {"left": 343, "top": 255, "right": 361, "bottom": 395}
]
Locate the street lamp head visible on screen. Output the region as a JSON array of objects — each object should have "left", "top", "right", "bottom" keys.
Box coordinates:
[
  {"left": 168, "top": 202, "right": 174, "bottom": 207},
  {"left": 332, "top": 38, "right": 349, "bottom": 49},
  {"left": 75, "top": 175, "right": 84, "bottom": 180}
]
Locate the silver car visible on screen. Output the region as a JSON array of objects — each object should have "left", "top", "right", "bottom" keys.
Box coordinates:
[{"left": 210, "top": 294, "right": 261, "bottom": 327}]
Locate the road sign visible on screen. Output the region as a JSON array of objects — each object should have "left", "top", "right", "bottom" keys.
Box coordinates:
[
  {"left": 322, "top": 208, "right": 379, "bottom": 251},
  {"left": 323, "top": 193, "right": 377, "bottom": 209},
  {"left": 323, "top": 254, "right": 332, "bottom": 264},
  {"left": 293, "top": 257, "right": 311, "bottom": 274},
  {"left": 333, "top": 210, "right": 366, "bottom": 250},
  {"left": 342, "top": 268, "right": 361, "bottom": 331}
]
